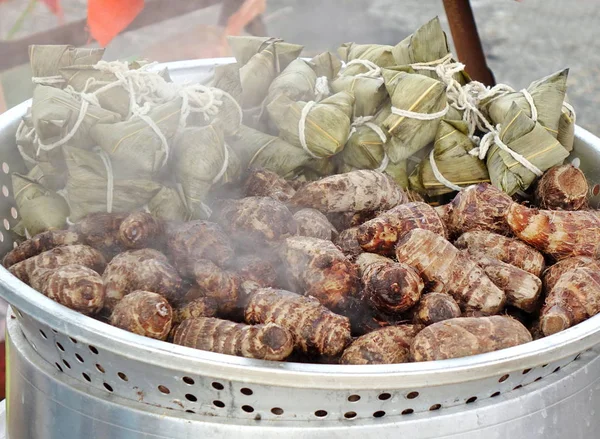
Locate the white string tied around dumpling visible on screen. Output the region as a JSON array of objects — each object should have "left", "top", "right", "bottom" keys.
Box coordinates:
[
  {"left": 349, "top": 116, "right": 389, "bottom": 172},
  {"left": 31, "top": 76, "right": 66, "bottom": 85},
  {"left": 93, "top": 146, "right": 115, "bottom": 213},
  {"left": 298, "top": 101, "right": 321, "bottom": 159},
  {"left": 131, "top": 103, "right": 171, "bottom": 167},
  {"left": 429, "top": 150, "right": 463, "bottom": 192},
  {"left": 315, "top": 76, "right": 331, "bottom": 101},
  {"left": 563, "top": 101, "right": 577, "bottom": 124},
  {"left": 212, "top": 142, "right": 230, "bottom": 184},
  {"left": 341, "top": 59, "right": 383, "bottom": 80},
  {"left": 391, "top": 104, "right": 449, "bottom": 121},
  {"left": 520, "top": 89, "right": 538, "bottom": 122},
  {"left": 36, "top": 98, "right": 90, "bottom": 153}
]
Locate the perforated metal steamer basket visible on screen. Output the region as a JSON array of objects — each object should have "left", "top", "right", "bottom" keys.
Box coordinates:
[{"left": 1, "top": 60, "right": 600, "bottom": 439}]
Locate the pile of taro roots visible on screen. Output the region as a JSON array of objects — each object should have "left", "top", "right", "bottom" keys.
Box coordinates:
[{"left": 3, "top": 164, "right": 600, "bottom": 364}]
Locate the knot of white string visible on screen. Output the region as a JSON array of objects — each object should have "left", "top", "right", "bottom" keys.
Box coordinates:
[
  {"left": 348, "top": 116, "right": 389, "bottom": 172},
  {"left": 315, "top": 76, "right": 331, "bottom": 101},
  {"left": 212, "top": 142, "right": 230, "bottom": 184},
  {"left": 32, "top": 75, "right": 65, "bottom": 85},
  {"left": 131, "top": 103, "right": 171, "bottom": 168},
  {"left": 340, "top": 59, "right": 383, "bottom": 79},
  {"left": 298, "top": 101, "right": 321, "bottom": 159},
  {"left": 391, "top": 104, "right": 449, "bottom": 120},
  {"left": 429, "top": 150, "right": 463, "bottom": 192}
]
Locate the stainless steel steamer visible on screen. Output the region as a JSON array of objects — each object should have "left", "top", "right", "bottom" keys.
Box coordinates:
[{"left": 1, "top": 59, "right": 600, "bottom": 439}]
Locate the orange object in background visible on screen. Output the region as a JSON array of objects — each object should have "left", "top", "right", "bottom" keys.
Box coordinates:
[{"left": 88, "top": 0, "right": 145, "bottom": 47}]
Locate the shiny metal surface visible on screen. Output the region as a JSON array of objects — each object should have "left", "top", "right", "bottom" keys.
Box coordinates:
[{"left": 0, "top": 59, "right": 599, "bottom": 436}]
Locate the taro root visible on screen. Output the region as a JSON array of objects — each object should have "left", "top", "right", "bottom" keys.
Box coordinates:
[
  {"left": 396, "top": 229, "right": 506, "bottom": 315},
  {"left": 3, "top": 229, "right": 81, "bottom": 268},
  {"left": 340, "top": 325, "right": 422, "bottom": 365},
  {"left": 245, "top": 288, "right": 352, "bottom": 356},
  {"left": 167, "top": 220, "right": 235, "bottom": 276},
  {"left": 280, "top": 236, "right": 359, "bottom": 311},
  {"left": 103, "top": 249, "right": 182, "bottom": 310},
  {"left": 328, "top": 210, "right": 377, "bottom": 232},
  {"left": 243, "top": 168, "right": 296, "bottom": 202},
  {"left": 357, "top": 202, "right": 447, "bottom": 256},
  {"left": 186, "top": 259, "right": 241, "bottom": 316},
  {"left": 455, "top": 230, "right": 545, "bottom": 276},
  {"left": 110, "top": 291, "right": 172, "bottom": 340},
  {"left": 293, "top": 208, "right": 338, "bottom": 240},
  {"left": 540, "top": 267, "right": 600, "bottom": 336},
  {"left": 356, "top": 253, "right": 423, "bottom": 315},
  {"left": 74, "top": 212, "right": 128, "bottom": 258},
  {"left": 507, "top": 203, "right": 600, "bottom": 260},
  {"left": 334, "top": 227, "right": 363, "bottom": 259},
  {"left": 10, "top": 244, "right": 106, "bottom": 284},
  {"left": 173, "top": 298, "right": 218, "bottom": 324},
  {"left": 118, "top": 212, "right": 165, "bottom": 249},
  {"left": 410, "top": 316, "right": 532, "bottom": 361},
  {"left": 475, "top": 255, "right": 542, "bottom": 313},
  {"left": 542, "top": 256, "right": 600, "bottom": 292},
  {"left": 174, "top": 317, "right": 294, "bottom": 361},
  {"left": 30, "top": 264, "right": 105, "bottom": 315},
  {"left": 446, "top": 183, "right": 513, "bottom": 237},
  {"left": 231, "top": 254, "right": 278, "bottom": 288},
  {"left": 411, "top": 293, "right": 461, "bottom": 326},
  {"left": 535, "top": 164, "right": 588, "bottom": 210},
  {"left": 211, "top": 197, "right": 297, "bottom": 251},
  {"left": 290, "top": 170, "right": 406, "bottom": 213}
]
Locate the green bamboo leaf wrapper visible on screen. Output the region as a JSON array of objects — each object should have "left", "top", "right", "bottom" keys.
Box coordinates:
[
  {"left": 382, "top": 70, "right": 447, "bottom": 162},
  {"left": 558, "top": 101, "right": 575, "bottom": 152},
  {"left": 409, "top": 119, "right": 489, "bottom": 196},
  {"left": 227, "top": 36, "right": 303, "bottom": 69},
  {"left": 487, "top": 103, "right": 570, "bottom": 195},
  {"left": 310, "top": 51, "right": 343, "bottom": 79},
  {"left": 212, "top": 63, "right": 243, "bottom": 101},
  {"left": 267, "top": 91, "right": 354, "bottom": 158},
  {"left": 148, "top": 185, "right": 192, "bottom": 222},
  {"left": 29, "top": 45, "right": 105, "bottom": 85},
  {"left": 266, "top": 58, "right": 317, "bottom": 106},
  {"left": 330, "top": 75, "right": 387, "bottom": 117},
  {"left": 238, "top": 43, "right": 279, "bottom": 109},
  {"left": 340, "top": 105, "right": 390, "bottom": 170},
  {"left": 337, "top": 43, "right": 395, "bottom": 76}
]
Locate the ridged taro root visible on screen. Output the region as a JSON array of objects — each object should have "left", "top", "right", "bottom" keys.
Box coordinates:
[
  {"left": 334, "top": 227, "right": 363, "bottom": 259},
  {"left": 290, "top": 170, "right": 406, "bottom": 213},
  {"left": 507, "top": 203, "right": 600, "bottom": 260},
  {"left": 245, "top": 288, "right": 352, "bottom": 356},
  {"left": 10, "top": 244, "right": 106, "bottom": 284},
  {"left": 110, "top": 291, "right": 173, "bottom": 340},
  {"left": 356, "top": 253, "right": 423, "bottom": 315},
  {"left": 475, "top": 255, "right": 542, "bottom": 313},
  {"left": 328, "top": 210, "right": 377, "bottom": 232},
  {"left": 540, "top": 267, "right": 600, "bottom": 336},
  {"left": 357, "top": 202, "right": 447, "bottom": 256},
  {"left": 280, "top": 236, "right": 359, "bottom": 311},
  {"left": 3, "top": 229, "right": 81, "bottom": 268},
  {"left": 30, "top": 264, "right": 105, "bottom": 315},
  {"left": 396, "top": 229, "right": 506, "bottom": 315},
  {"left": 410, "top": 316, "right": 532, "bottom": 361},
  {"left": 118, "top": 211, "right": 165, "bottom": 249},
  {"left": 74, "top": 212, "right": 128, "bottom": 258},
  {"left": 412, "top": 293, "right": 461, "bottom": 326},
  {"left": 293, "top": 208, "right": 338, "bottom": 240},
  {"left": 187, "top": 259, "right": 241, "bottom": 315},
  {"left": 455, "top": 230, "right": 545, "bottom": 276},
  {"left": 103, "top": 249, "right": 182, "bottom": 310},
  {"left": 167, "top": 220, "right": 235, "bottom": 276},
  {"left": 535, "top": 164, "right": 588, "bottom": 210},
  {"left": 231, "top": 254, "right": 278, "bottom": 288},
  {"left": 243, "top": 168, "right": 296, "bottom": 202},
  {"left": 174, "top": 317, "right": 294, "bottom": 361},
  {"left": 212, "top": 197, "right": 297, "bottom": 251},
  {"left": 340, "top": 325, "right": 422, "bottom": 365},
  {"left": 446, "top": 183, "right": 513, "bottom": 237},
  {"left": 173, "top": 298, "right": 218, "bottom": 324},
  {"left": 542, "top": 256, "right": 600, "bottom": 292}
]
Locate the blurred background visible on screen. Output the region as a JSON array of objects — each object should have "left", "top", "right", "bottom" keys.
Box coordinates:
[{"left": 0, "top": 0, "right": 599, "bottom": 134}]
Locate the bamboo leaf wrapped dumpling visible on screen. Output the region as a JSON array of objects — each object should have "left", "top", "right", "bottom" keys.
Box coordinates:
[
  {"left": 148, "top": 186, "right": 193, "bottom": 222},
  {"left": 227, "top": 36, "right": 303, "bottom": 70},
  {"left": 330, "top": 75, "right": 387, "bottom": 118},
  {"left": 337, "top": 43, "right": 395, "bottom": 77},
  {"left": 212, "top": 63, "right": 243, "bottom": 101},
  {"left": 267, "top": 91, "right": 355, "bottom": 159},
  {"left": 29, "top": 45, "right": 105, "bottom": 87},
  {"left": 558, "top": 101, "right": 576, "bottom": 152},
  {"left": 310, "top": 52, "right": 343, "bottom": 80},
  {"left": 266, "top": 58, "right": 317, "bottom": 106},
  {"left": 341, "top": 105, "right": 390, "bottom": 171},
  {"left": 382, "top": 70, "right": 448, "bottom": 162},
  {"left": 485, "top": 103, "right": 570, "bottom": 195},
  {"left": 410, "top": 119, "right": 490, "bottom": 196}
]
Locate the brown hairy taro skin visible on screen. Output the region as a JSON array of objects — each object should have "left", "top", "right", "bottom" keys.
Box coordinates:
[
  {"left": 446, "top": 183, "right": 513, "bottom": 238},
  {"left": 356, "top": 253, "right": 423, "bottom": 315},
  {"left": 340, "top": 324, "right": 422, "bottom": 365},
  {"left": 412, "top": 293, "right": 461, "bottom": 326},
  {"left": 328, "top": 210, "right": 378, "bottom": 232},
  {"left": 10, "top": 244, "right": 106, "bottom": 284},
  {"left": 102, "top": 249, "right": 182, "bottom": 311},
  {"left": 410, "top": 316, "right": 532, "bottom": 362},
  {"left": 535, "top": 164, "right": 588, "bottom": 210},
  {"left": 293, "top": 208, "right": 338, "bottom": 241},
  {"left": 334, "top": 227, "right": 363, "bottom": 260},
  {"left": 475, "top": 255, "right": 542, "bottom": 313},
  {"left": 119, "top": 212, "right": 165, "bottom": 250},
  {"left": 280, "top": 236, "right": 360, "bottom": 311},
  {"left": 188, "top": 259, "right": 241, "bottom": 316},
  {"left": 3, "top": 229, "right": 82, "bottom": 268},
  {"left": 110, "top": 291, "right": 172, "bottom": 340},
  {"left": 173, "top": 298, "right": 218, "bottom": 324},
  {"left": 243, "top": 168, "right": 296, "bottom": 203},
  {"left": 231, "top": 254, "right": 278, "bottom": 288},
  {"left": 540, "top": 267, "right": 600, "bottom": 336},
  {"left": 507, "top": 203, "right": 600, "bottom": 260},
  {"left": 357, "top": 202, "right": 447, "bottom": 257},
  {"left": 290, "top": 170, "right": 407, "bottom": 213},
  {"left": 542, "top": 256, "right": 600, "bottom": 292},
  {"left": 455, "top": 230, "right": 545, "bottom": 276},
  {"left": 74, "top": 213, "right": 128, "bottom": 259},
  {"left": 167, "top": 220, "right": 235, "bottom": 276},
  {"left": 173, "top": 317, "right": 294, "bottom": 361},
  {"left": 30, "top": 264, "right": 105, "bottom": 315},
  {"left": 245, "top": 288, "right": 352, "bottom": 356},
  {"left": 396, "top": 229, "right": 506, "bottom": 315},
  {"left": 211, "top": 197, "right": 297, "bottom": 251}
]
